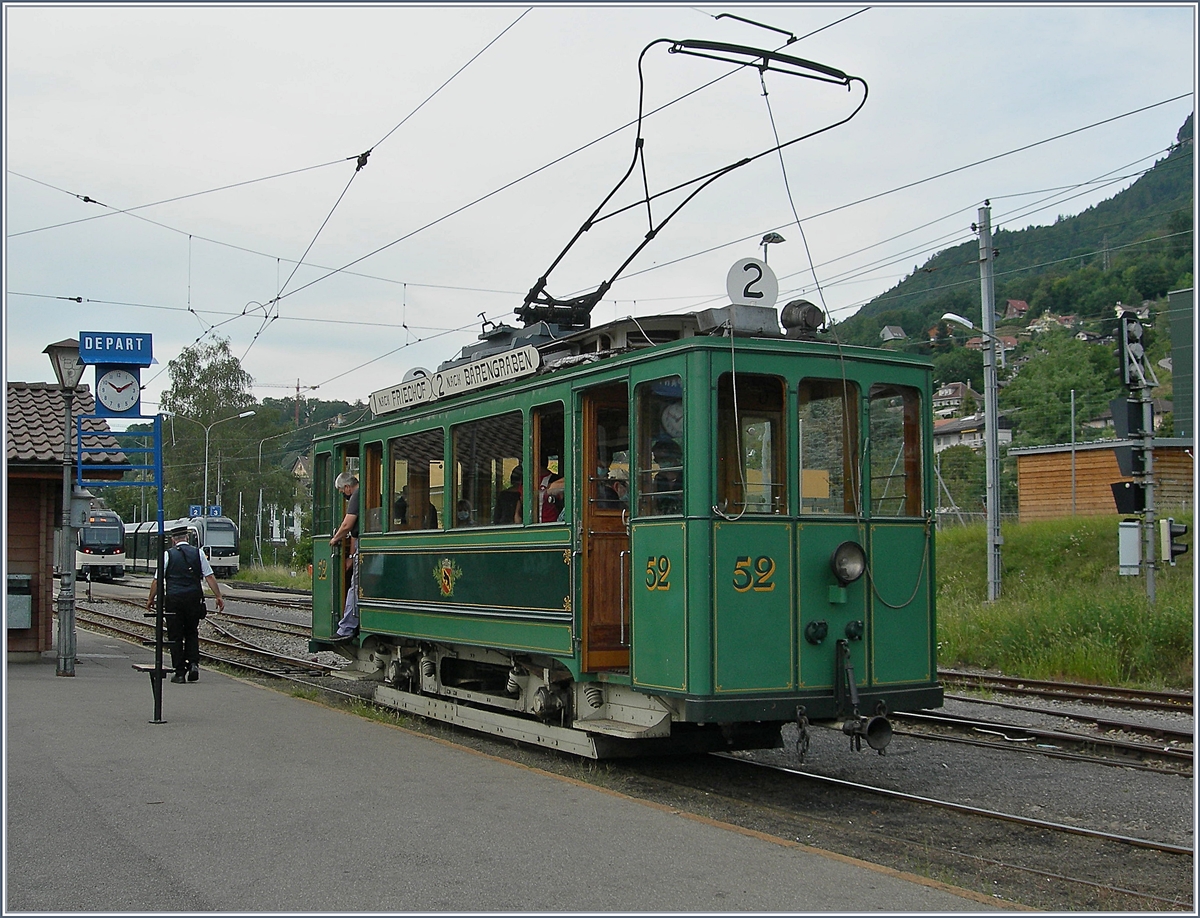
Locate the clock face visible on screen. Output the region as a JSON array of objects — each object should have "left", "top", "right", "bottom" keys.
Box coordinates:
[
  {"left": 96, "top": 368, "right": 141, "bottom": 413},
  {"left": 661, "top": 401, "right": 684, "bottom": 439}
]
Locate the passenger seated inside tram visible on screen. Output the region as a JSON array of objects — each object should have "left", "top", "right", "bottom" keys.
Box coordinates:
[
  {"left": 598, "top": 467, "right": 629, "bottom": 509},
  {"left": 537, "top": 467, "right": 564, "bottom": 522},
  {"left": 455, "top": 499, "right": 474, "bottom": 526},
  {"left": 493, "top": 467, "right": 522, "bottom": 525}
]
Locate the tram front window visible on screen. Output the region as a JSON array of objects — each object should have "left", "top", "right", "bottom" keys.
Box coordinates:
[
  {"left": 717, "top": 373, "right": 785, "bottom": 515},
  {"left": 869, "top": 384, "right": 923, "bottom": 517},
  {"left": 798, "top": 379, "right": 860, "bottom": 515}
]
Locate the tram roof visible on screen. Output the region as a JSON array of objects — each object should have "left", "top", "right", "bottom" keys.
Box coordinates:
[{"left": 326, "top": 308, "right": 931, "bottom": 439}]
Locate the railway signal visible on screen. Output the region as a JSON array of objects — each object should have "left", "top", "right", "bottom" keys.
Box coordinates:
[
  {"left": 1116, "top": 311, "right": 1158, "bottom": 389},
  {"left": 1158, "top": 518, "right": 1189, "bottom": 566}
]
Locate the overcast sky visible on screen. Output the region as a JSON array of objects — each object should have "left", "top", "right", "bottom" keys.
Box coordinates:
[{"left": 4, "top": 4, "right": 1195, "bottom": 415}]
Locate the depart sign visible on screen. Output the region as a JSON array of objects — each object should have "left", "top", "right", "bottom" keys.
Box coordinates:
[
  {"left": 79, "top": 332, "right": 153, "bottom": 366},
  {"left": 371, "top": 345, "right": 541, "bottom": 417}
]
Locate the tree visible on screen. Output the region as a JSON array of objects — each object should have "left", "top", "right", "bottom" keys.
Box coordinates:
[
  {"left": 998, "top": 330, "right": 1123, "bottom": 446},
  {"left": 160, "top": 337, "right": 254, "bottom": 421},
  {"left": 155, "top": 337, "right": 296, "bottom": 541},
  {"left": 933, "top": 347, "right": 984, "bottom": 390}
]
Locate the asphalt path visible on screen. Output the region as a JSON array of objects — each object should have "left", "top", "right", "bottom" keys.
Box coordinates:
[{"left": 5, "top": 626, "right": 1001, "bottom": 912}]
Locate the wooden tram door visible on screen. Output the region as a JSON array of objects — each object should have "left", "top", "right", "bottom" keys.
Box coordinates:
[{"left": 581, "top": 384, "right": 630, "bottom": 672}]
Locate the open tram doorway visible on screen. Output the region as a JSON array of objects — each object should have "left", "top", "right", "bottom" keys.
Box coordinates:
[
  {"left": 580, "top": 383, "right": 630, "bottom": 672},
  {"left": 330, "top": 446, "right": 359, "bottom": 635}
]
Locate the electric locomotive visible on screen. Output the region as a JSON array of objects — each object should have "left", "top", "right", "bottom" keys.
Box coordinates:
[
  {"left": 125, "top": 515, "right": 240, "bottom": 577},
  {"left": 311, "top": 300, "right": 943, "bottom": 757},
  {"left": 76, "top": 509, "right": 126, "bottom": 581}
]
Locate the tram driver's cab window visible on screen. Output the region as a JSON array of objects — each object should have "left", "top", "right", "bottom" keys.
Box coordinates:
[
  {"left": 635, "top": 376, "right": 683, "bottom": 517},
  {"left": 798, "top": 379, "right": 860, "bottom": 515},
  {"left": 717, "top": 373, "right": 785, "bottom": 515},
  {"left": 388, "top": 429, "right": 444, "bottom": 531},
  {"left": 869, "top": 384, "right": 924, "bottom": 517},
  {"left": 451, "top": 412, "right": 523, "bottom": 528}
]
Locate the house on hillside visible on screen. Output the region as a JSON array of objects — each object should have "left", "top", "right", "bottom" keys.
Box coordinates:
[
  {"left": 1004, "top": 299, "right": 1029, "bottom": 320},
  {"left": 964, "top": 334, "right": 1018, "bottom": 357},
  {"left": 879, "top": 325, "right": 906, "bottom": 343},
  {"left": 932, "top": 381, "right": 981, "bottom": 418},
  {"left": 1083, "top": 399, "right": 1173, "bottom": 433},
  {"left": 932, "top": 413, "right": 1013, "bottom": 453}
]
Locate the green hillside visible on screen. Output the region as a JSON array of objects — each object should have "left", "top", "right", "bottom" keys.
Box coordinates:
[{"left": 834, "top": 114, "right": 1193, "bottom": 347}]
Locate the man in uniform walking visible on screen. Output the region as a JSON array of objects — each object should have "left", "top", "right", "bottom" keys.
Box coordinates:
[{"left": 146, "top": 525, "right": 225, "bottom": 683}]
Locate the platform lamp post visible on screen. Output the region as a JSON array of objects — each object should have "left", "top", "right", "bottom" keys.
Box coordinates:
[
  {"left": 760, "top": 232, "right": 785, "bottom": 264},
  {"left": 942, "top": 311, "right": 1003, "bottom": 601},
  {"left": 44, "top": 339, "right": 87, "bottom": 676}
]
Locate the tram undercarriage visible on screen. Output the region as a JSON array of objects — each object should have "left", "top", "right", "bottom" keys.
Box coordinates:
[{"left": 321, "top": 636, "right": 782, "bottom": 758}]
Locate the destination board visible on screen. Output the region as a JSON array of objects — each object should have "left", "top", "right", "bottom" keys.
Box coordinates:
[{"left": 370, "top": 345, "right": 541, "bottom": 416}]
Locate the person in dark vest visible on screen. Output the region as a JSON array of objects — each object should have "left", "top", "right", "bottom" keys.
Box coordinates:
[{"left": 146, "top": 525, "right": 225, "bottom": 683}]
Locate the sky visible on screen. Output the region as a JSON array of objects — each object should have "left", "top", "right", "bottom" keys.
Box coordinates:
[{"left": 4, "top": 3, "right": 1196, "bottom": 416}]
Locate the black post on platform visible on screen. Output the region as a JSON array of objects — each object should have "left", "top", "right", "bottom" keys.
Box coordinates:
[{"left": 151, "top": 523, "right": 166, "bottom": 724}]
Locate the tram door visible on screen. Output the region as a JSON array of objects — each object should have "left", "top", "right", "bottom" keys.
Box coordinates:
[
  {"left": 581, "top": 384, "right": 630, "bottom": 672},
  {"left": 333, "top": 447, "right": 359, "bottom": 633}
]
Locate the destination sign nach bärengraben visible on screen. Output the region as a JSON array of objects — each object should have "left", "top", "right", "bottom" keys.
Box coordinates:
[{"left": 370, "top": 345, "right": 541, "bottom": 416}]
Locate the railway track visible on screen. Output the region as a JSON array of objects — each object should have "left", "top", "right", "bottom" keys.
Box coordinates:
[
  {"left": 76, "top": 604, "right": 335, "bottom": 677},
  {"left": 939, "top": 669, "right": 1193, "bottom": 713},
  {"left": 696, "top": 752, "right": 1192, "bottom": 910},
  {"left": 891, "top": 710, "right": 1192, "bottom": 775}
]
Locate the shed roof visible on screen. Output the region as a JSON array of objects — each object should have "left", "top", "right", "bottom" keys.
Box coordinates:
[{"left": 7, "top": 382, "right": 125, "bottom": 465}]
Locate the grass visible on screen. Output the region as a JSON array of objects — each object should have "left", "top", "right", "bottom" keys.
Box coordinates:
[
  {"left": 937, "top": 513, "right": 1194, "bottom": 689},
  {"left": 230, "top": 564, "right": 312, "bottom": 591}
]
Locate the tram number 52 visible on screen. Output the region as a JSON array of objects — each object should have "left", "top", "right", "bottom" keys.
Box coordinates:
[
  {"left": 645, "top": 555, "right": 671, "bottom": 591},
  {"left": 732, "top": 556, "right": 776, "bottom": 593}
]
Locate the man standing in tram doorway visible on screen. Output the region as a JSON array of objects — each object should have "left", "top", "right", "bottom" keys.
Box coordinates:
[
  {"left": 330, "top": 472, "right": 360, "bottom": 639},
  {"left": 146, "top": 525, "right": 225, "bottom": 683}
]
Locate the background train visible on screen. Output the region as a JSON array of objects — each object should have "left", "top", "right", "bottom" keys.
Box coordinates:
[
  {"left": 309, "top": 297, "right": 943, "bottom": 758},
  {"left": 75, "top": 509, "right": 126, "bottom": 581},
  {"left": 124, "top": 515, "right": 241, "bottom": 577}
]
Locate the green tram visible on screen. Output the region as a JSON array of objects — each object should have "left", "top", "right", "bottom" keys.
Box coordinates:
[{"left": 311, "top": 303, "right": 942, "bottom": 757}]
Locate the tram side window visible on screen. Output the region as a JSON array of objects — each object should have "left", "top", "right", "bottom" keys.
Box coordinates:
[
  {"left": 533, "top": 403, "right": 566, "bottom": 524},
  {"left": 362, "top": 442, "right": 384, "bottom": 533},
  {"left": 388, "top": 429, "right": 444, "bottom": 531},
  {"left": 635, "top": 376, "right": 683, "bottom": 517},
  {"left": 869, "top": 385, "right": 923, "bottom": 517},
  {"left": 717, "top": 373, "right": 785, "bottom": 515},
  {"left": 314, "top": 453, "right": 333, "bottom": 534},
  {"left": 798, "top": 379, "right": 860, "bottom": 515},
  {"left": 452, "top": 412, "right": 523, "bottom": 527}
]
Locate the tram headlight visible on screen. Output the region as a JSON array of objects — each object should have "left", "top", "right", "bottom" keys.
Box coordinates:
[{"left": 830, "top": 541, "right": 866, "bottom": 586}]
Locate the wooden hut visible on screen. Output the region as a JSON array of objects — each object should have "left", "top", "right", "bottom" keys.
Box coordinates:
[{"left": 1009, "top": 438, "right": 1194, "bottom": 522}]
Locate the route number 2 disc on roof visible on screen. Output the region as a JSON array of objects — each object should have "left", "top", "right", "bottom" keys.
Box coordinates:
[{"left": 726, "top": 257, "right": 778, "bottom": 309}]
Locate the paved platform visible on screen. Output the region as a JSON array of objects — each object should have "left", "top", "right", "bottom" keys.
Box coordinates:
[{"left": 6, "top": 628, "right": 1004, "bottom": 912}]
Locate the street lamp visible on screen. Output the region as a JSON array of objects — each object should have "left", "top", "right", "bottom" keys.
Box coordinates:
[
  {"left": 44, "top": 339, "right": 87, "bottom": 677},
  {"left": 760, "top": 232, "right": 785, "bottom": 264},
  {"left": 164, "top": 409, "right": 256, "bottom": 511},
  {"left": 942, "top": 311, "right": 1002, "bottom": 601}
]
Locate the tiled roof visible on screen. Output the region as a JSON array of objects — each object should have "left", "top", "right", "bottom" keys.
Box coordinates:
[{"left": 7, "top": 382, "right": 125, "bottom": 465}]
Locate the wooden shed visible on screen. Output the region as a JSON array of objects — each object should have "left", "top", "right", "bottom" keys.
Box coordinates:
[
  {"left": 1009, "top": 438, "right": 1194, "bottom": 522},
  {"left": 6, "top": 382, "right": 123, "bottom": 662}
]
